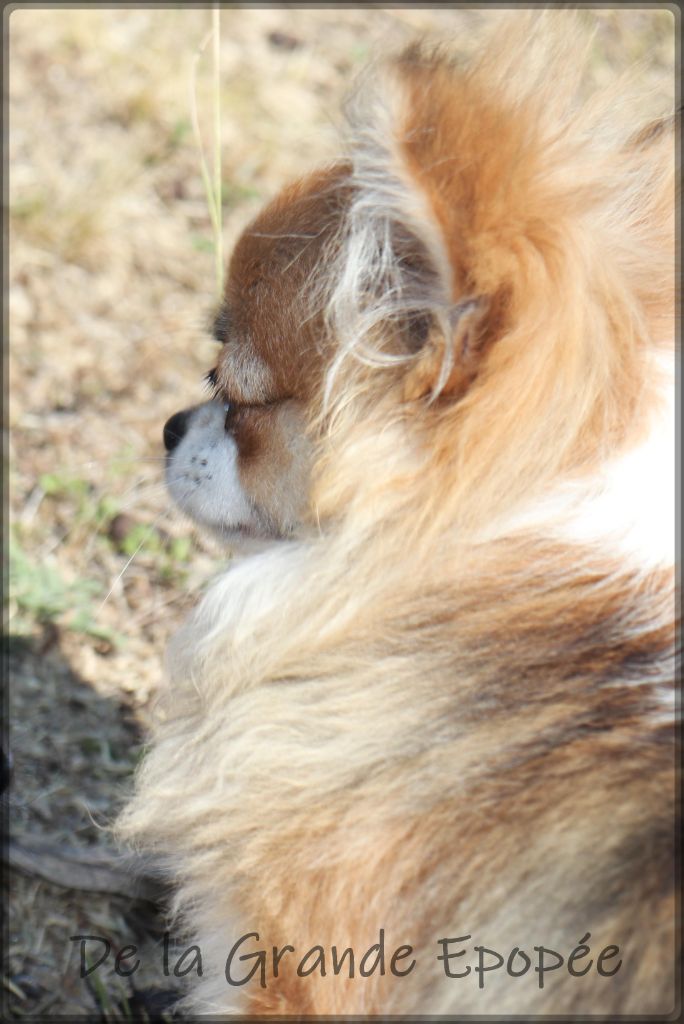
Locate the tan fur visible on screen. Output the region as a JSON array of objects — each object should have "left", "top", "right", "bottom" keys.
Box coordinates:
[
  {"left": 118, "top": 14, "right": 676, "bottom": 1016},
  {"left": 233, "top": 400, "right": 312, "bottom": 533}
]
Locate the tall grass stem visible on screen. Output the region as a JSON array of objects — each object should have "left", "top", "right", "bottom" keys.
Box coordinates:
[{"left": 189, "top": 8, "right": 223, "bottom": 299}]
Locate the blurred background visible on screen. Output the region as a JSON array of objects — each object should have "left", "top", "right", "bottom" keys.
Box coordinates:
[{"left": 5, "top": 7, "right": 674, "bottom": 1019}]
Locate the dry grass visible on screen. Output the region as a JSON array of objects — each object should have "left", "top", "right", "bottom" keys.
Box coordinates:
[{"left": 5, "top": 7, "right": 674, "bottom": 1018}]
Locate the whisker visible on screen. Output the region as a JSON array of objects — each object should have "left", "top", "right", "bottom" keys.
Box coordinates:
[
  {"left": 94, "top": 506, "right": 177, "bottom": 617},
  {"left": 36, "top": 475, "right": 168, "bottom": 559}
]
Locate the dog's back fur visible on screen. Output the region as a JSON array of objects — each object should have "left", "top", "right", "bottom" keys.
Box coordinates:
[{"left": 119, "top": 14, "right": 676, "bottom": 1015}]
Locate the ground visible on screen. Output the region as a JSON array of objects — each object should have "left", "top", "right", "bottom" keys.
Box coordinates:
[{"left": 5, "top": 7, "right": 674, "bottom": 1019}]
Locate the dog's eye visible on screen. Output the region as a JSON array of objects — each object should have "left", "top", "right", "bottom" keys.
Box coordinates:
[
  {"left": 204, "top": 368, "right": 219, "bottom": 395},
  {"left": 211, "top": 305, "right": 233, "bottom": 345}
]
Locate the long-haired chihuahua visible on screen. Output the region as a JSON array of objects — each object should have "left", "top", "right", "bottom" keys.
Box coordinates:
[{"left": 119, "top": 13, "right": 676, "bottom": 1016}]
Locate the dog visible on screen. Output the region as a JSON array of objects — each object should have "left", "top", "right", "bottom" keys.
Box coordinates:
[{"left": 118, "top": 14, "right": 676, "bottom": 1016}]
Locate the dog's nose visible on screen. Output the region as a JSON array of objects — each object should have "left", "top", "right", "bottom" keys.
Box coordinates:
[{"left": 163, "top": 410, "right": 189, "bottom": 452}]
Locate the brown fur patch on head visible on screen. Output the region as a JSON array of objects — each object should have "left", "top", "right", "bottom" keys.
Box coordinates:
[{"left": 215, "top": 163, "right": 352, "bottom": 406}]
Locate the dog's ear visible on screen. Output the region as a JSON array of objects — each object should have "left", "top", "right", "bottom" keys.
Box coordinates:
[
  {"left": 329, "top": 41, "right": 527, "bottom": 405},
  {"left": 331, "top": 22, "right": 673, "bottom": 418}
]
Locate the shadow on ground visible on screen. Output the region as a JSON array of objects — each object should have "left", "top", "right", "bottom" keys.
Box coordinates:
[{"left": 4, "top": 630, "right": 182, "bottom": 1020}]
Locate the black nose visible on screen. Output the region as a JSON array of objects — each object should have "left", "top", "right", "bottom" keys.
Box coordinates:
[{"left": 163, "top": 410, "right": 189, "bottom": 452}]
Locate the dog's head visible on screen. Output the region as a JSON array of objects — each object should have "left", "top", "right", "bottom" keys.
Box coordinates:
[
  {"left": 163, "top": 163, "right": 352, "bottom": 538},
  {"left": 164, "top": 20, "right": 673, "bottom": 546}
]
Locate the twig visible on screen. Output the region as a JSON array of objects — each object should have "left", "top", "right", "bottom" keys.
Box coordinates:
[{"left": 6, "top": 835, "right": 163, "bottom": 901}]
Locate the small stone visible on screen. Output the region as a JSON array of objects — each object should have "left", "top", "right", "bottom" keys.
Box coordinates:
[
  {"left": 108, "top": 513, "right": 137, "bottom": 546},
  {"left": 267, "top": 30, "right": 302, "bottom": 51}
]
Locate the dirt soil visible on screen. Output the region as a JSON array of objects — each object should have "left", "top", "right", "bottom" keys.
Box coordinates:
[{"left": 5, "top": 7, "right": 674, "bottom": 1019}]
